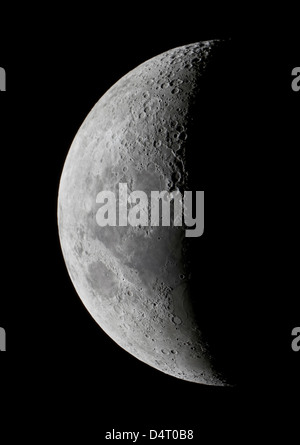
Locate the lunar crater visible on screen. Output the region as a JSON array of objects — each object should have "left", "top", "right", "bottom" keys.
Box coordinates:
[{"left": 58, "top": 40, "right": 232, "bottom": 386}]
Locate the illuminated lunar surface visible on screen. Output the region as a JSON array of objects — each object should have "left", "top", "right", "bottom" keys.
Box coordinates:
[{"left": 58, "top": 41, "right": 230, "bottom": 385}]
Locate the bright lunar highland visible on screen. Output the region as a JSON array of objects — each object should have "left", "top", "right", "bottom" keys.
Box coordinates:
[{"left": 58, "top": 40, "right": 230, "bottom": 385}]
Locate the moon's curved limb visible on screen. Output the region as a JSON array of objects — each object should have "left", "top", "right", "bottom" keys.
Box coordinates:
[{"left": 58, "top": 41, "right": 230, "bottom": 386}]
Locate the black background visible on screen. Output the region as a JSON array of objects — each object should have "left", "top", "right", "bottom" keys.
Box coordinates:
[{"left": 0, "top": 4, "right": 299, "bottom": 442}]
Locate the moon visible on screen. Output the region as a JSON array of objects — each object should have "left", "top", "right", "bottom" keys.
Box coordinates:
[{"left": 58, "top": 40, "right": 232, "bottom": 386}]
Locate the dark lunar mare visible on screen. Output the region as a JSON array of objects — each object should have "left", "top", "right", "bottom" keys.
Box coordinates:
[{"left": 58, "top": 39, "right": 269, "bottom": 385}]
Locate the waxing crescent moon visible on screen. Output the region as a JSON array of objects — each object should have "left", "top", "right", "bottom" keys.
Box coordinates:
[{"left": 58, "top": 40, "right": 232, "bottom": 386}]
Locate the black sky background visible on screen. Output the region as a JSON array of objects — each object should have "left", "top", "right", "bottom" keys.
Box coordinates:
[{"left": 0, "top": 5, "right": 299, "bottom": 441}]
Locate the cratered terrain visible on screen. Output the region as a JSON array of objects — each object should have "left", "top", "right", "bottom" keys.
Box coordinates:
[{"left": 58, "top": 40, "right": 236, "bottom": 386}]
